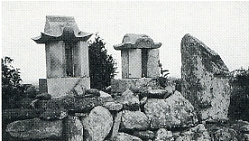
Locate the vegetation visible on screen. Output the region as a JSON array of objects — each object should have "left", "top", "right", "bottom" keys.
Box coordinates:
[
  {"left": 229, "top": 67, "right": 249, "bottom": 121},
  {"left": 88, "top": 35, "right": 117, "bottom": 91},
  {"left": 2, "top": 57, "right": 24, "bottom": 109}
]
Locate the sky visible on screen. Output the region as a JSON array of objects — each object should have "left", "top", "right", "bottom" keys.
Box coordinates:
[{"left": 2, "top": 1, "right": 249, "bottom": 84}]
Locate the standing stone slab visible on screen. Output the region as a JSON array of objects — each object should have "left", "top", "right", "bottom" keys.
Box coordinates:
[
  {"left": 111, "top": 112, "right": 123, "bottom": 138},
  {"left": 65, "top": 116, "right": 83, "bottom": 141},
  {"left": 82, "top": 106, "right": 113, "bottom": 141},
  {"left": 181, "top": 33, "right": 230, "bottom": 121},
  {"left": 144, "top": 91, "right": 198, "bottom": 129},
  {"left": 6, "top": 118, "right": 63, "bottom": 140},
  {"left": 147, "top": 49, "right": 160, "bottom": 78}
]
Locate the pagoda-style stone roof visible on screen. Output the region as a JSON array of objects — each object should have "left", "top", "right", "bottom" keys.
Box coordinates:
[
  {"left": 32, "top": 16, "right": 92, "bottom": 44},
  {"left": 114, "top": 33, "right": 162, "bottom": 50}
]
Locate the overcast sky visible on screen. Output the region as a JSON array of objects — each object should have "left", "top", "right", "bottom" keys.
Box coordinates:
[{"left": 2, "top": 1, "right": 249, "bottom": 84}]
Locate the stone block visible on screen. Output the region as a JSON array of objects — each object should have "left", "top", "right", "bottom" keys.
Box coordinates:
[
  {"left": 47, "top": 77, "right": 90, "bottom": 98},
  {"left": 111, "top": 78, "right": 158, "bottom": 93},
  {"left": 6, "top": 118, "right": 63, "bottom": 140}
]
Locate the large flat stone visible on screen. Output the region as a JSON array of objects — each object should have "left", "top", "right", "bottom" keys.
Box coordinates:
[{"left": 6, "top": 118, "right": 63, "bottom": 140}]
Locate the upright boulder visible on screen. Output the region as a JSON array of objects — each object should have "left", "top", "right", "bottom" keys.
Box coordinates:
[
  {"left": 82, "top": 106, "right": 113, "bottom": 141},
  {"left": 181, "top": 33, "right": 230, "bottom": 121}
]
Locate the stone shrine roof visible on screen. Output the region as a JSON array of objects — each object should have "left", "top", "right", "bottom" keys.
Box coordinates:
[
  {"left": 32, "top": 16, "right": 92, "bottom": 44},
  {"left": 114, "top": 33, "right": 162, "bottom": 50}
]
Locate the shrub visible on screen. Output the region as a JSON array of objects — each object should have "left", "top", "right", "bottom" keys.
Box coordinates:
[
  {"left": 229, "top": 67, "right": 249, "bottom": 121},
  {"left": 88, "top": 35, "right": 117, "bottom": 90}
]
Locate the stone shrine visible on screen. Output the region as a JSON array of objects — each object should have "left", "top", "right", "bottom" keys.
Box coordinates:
[
  {"left": 32, "top": 16, "right": 92, "bottom": 98},
  {"left": 112, "top": 34, "right": 163, "bottom": 93},
  {"left": 114, "top": 34, "right": 162, "bottom": 78}
]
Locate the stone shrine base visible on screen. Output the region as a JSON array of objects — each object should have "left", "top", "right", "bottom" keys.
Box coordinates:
[
  {"left": 111, "top": 78, "right": 162, "bottom": 93},
  {"left": 39, "top": 77, "right": 90, "bottom": 98}
]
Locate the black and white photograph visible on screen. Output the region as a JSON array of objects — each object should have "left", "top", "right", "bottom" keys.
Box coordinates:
[{"left": 2, "top": 1, "right": 249, "bottom": 141}]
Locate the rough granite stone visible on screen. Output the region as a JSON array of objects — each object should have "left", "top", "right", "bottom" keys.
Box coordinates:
[
  {"left": 155, "top": 128, "right": 174, "bottom": 141},
  {"left": 114, "top": 89, "right": 140, "bottom": 111},
  {"left": 175, "top": 124, "right": 211, "bottom": 141},
  {"left": 82, "top": 106, "right": 113, "bottom": 141},
  {"left": 103, "top": 102, "right": 123, "bottom": 111},
  {"left": 64, "top": 116, "right": 83, "bottom": 141},
  {"left": 181, "top": 33, "right": 230, "bottom": 121},
  {"left": 121, "top": 110, "right": 149, "bottom": 131},
  {"left": 6, "top": 118, "right": 63, "bottom": 140},
  {"left": 111, "top": 132, "right": 142, "bottom": 141},
  {"left": 144, "top": 91, "right": 198, "bottom": 129},
  {"left": 111, "top": 78, "right": 159, "bottom": 93},
  {"left": 133, "top": 130, "right": 155, "bottom": 140}
]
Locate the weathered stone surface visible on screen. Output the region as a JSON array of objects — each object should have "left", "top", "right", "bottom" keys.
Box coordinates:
[
  {"left": 74, "top": 96, "right": 103, "bottom": 113},
  {"left": 40, "top": 107, "right": 68, "bottom": 120},
  {"left": 111, "top": 112, "right": 123, "bottom": 138},
  {"left": 133, "top": 130, "right": 155, "bottom": 140},
  {"left": 207, "top": 125, "right": 238, "bottom": 141},
  {"left": 111, "top": 78, "right": 159, "bottom": 93},
  {"left": 82, "top": 106, "right": 113, "bottom": 141},
  {"left": 175, "top": 124, "right": 210, "bottom": 141},
  {"left": 121, "top": 110, "right": 149, "bottom": 130},
  {"left": 230, "top": 120, "right": 249, "bottom": 132},
  {"left": 141, "top": 89, "right": 168, "bottom": 98},
  {"left": 144, "top": 91, "right": 198, "bottom": 129},
  {"left": 85, "top": 88, "right": 100, "bottom": 96},
  {"left": 36, "top": 93, "right": 52, "bottom": 100},
  {"left": 103, "top": 102, "right": 123, "bottom": 111},
  {"left": 165, "top": 85, "right": 175, "bottom": 95},
  {"left": 113, "top": 33, "right": 162, "bottom": 50},
  {"left": 99, "top": 90, "right": 114, "bottom": 103},
  {"left": 155, "top": 128, "right": 174, "bottom": 141},
  {"left": 114, "top": 89, "right": 140, "bottom": 111},
  {"left": 73, "top": 83, "right": 86, "bottom": 96},
  {"left": 147, "top": 49, "right": 161, "bottom": 78},
  {"left": 111, "top": 132, "right": 142, "bottom": 141},
  {"left": 2, "top": 109, "right": 39, "bottom": 122},
  {"left": 6, "top": 118, "right": 63, "bottom": 140},
  {"left": 181, "top": 33, "right": 230, "bottom": 121},
  {"left": 38, "top": 96, "right": 73, "bottom": 120},
  {"left": 65, "top": 116, "right": 83, "bottom": 141},
  {"left": 140, "top": 96, "right": 148, "bottom": 105}
]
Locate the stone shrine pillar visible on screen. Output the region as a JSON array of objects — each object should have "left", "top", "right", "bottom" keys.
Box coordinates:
[
  {"left": 114, "top": 34, "right": 162, "bottom": 78},
  {"left": 111, "top": 34, "right": 162, "bottom": 93},
  {"left": 32, "top": 16, "right": 92, "bottom": 98}
]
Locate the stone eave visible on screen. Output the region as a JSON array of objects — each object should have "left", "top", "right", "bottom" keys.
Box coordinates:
[
  {"left": 32, "top": 27, "right": 92, "bottom": 44},
  {"left": 113, "top": 42, "right": 162, "bottom": 50}
]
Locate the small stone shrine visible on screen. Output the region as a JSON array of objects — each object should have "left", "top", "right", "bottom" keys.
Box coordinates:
[
  {"left": 114, "top": 34, "right": 162, "bottom": 78},
  {"left": 112, "top": 34, "right": 163, "bottom": 93},
  {"left": 32, "top": 16, "right": 92, "bottom": 98}
]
